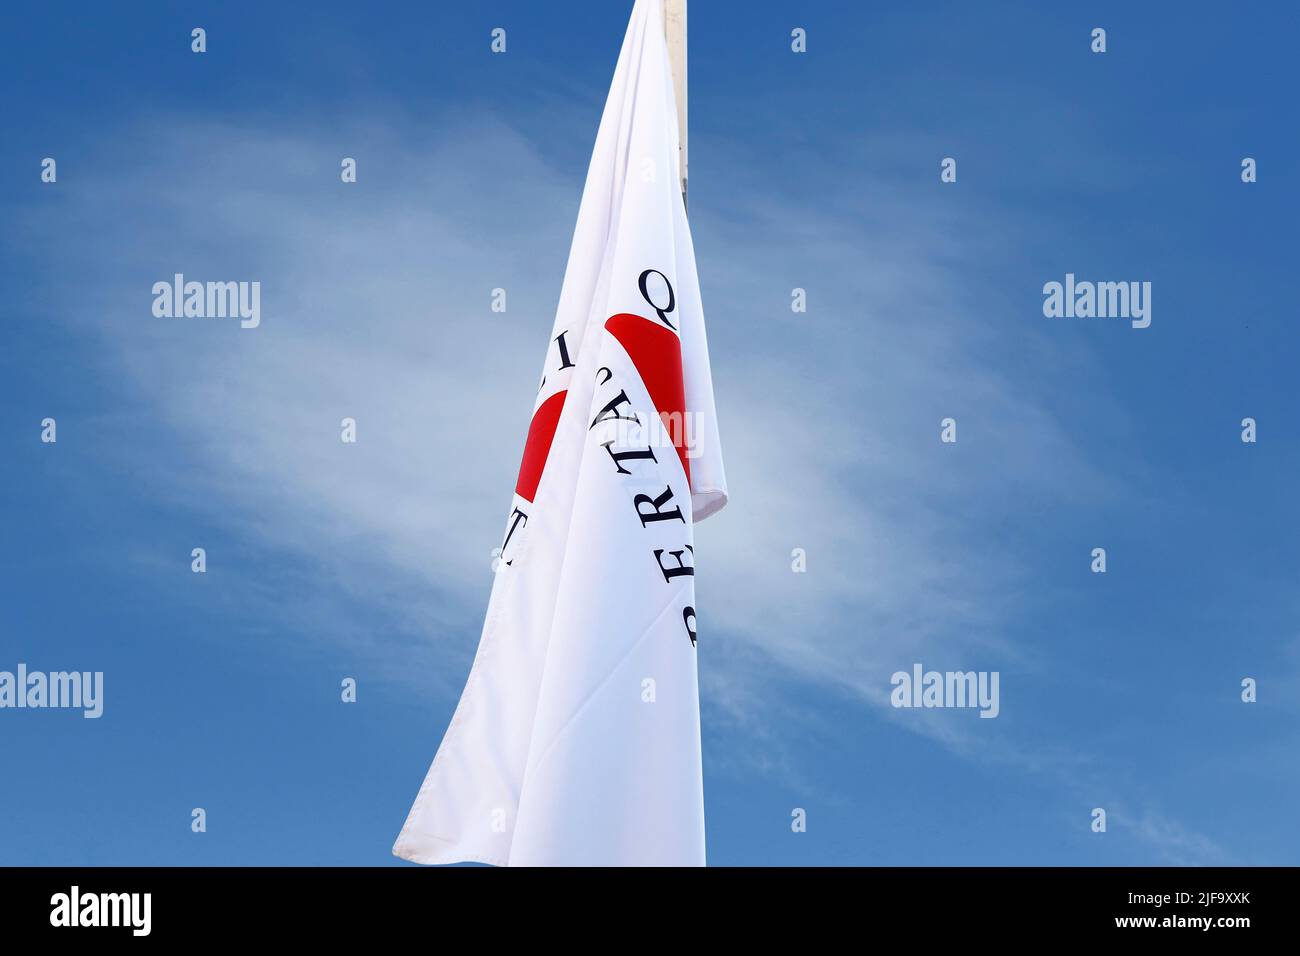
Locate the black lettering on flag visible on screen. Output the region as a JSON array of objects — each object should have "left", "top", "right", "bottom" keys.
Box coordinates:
[
  {"left": 541, "top": 332, "right": 577, "bottom": 392},
  {"left": 500, "top": 507, "right": 528, "bottom": 564},
  {"left": 590, "top": 389, "right": 640, "bottom": 429},
  {"left": 554, "top": 330, "right": 576, "bottom": 370},
  {"left": 683, "top": 606, "right": 697, "bottom": 647},
  {"left": 654, "top": 544, "right": 695, "bottom": 582},
  {"left": 638, "top": 268, "right": 677, "bottom": 331},
  {"left": 634, "top": 485, "right": 685, "bottom": 526},
  {"left": 601, "top": 440, "right": 657, "bottom": 475}
]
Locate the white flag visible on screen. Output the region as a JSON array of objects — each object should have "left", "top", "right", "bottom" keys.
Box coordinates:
[{"left": 393, "top": 0, "right": 726, "bottom": 867}]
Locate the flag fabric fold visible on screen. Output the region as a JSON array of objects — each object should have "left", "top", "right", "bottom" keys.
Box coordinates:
[{"left": 393, "top": 0, "right": 726, "bottom": 867}]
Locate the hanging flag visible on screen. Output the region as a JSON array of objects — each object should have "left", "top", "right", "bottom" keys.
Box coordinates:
[{"left": 393, "top": 0, "right": 726, "bottom": 867}]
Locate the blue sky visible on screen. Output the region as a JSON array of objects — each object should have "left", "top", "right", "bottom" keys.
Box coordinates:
[{"left": 2, "top": 0, "right": 1297, "bottom": 865}]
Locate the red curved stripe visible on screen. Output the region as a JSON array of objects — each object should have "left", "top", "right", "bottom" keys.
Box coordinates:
[
  {"left": 515, "top": 390, "right": 567, "bottom": 503},
  {"left": 604, "top": 313, "right": 690, "bottom": 488}
]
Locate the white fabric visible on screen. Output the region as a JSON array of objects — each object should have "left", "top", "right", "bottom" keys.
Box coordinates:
[{"left": 393, "top": 0, "right": 727, "bottom": 867}]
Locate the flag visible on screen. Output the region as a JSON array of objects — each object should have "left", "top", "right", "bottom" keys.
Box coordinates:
[{"left": 393, "top": 0, "right": 727, "bottom": 867}]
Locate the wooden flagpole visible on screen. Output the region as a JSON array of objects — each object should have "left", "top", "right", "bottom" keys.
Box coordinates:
[{"left": 663, "top": 0, "right": 687, "bottom": 208}]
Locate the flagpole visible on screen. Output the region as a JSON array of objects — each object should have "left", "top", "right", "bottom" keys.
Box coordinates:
[{"left": 663, "top": 0, "right": 687, "bottom": 209}]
